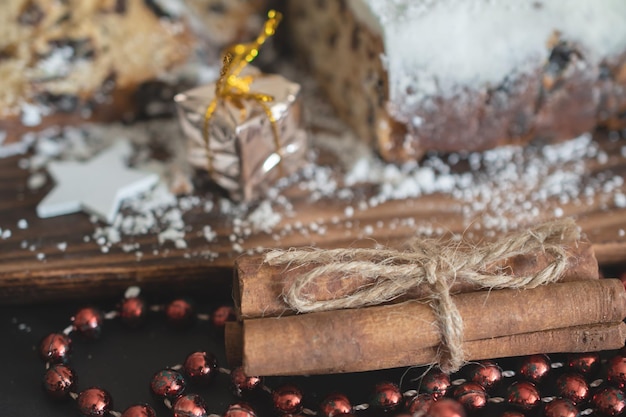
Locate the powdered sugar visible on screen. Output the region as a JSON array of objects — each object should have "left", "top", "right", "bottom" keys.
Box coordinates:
[
  {"left": 2, "top": 68, "right": 625, "bottom": 265},
  {"left": 357, "top": 0, "right": 626, "bottom": 104}
]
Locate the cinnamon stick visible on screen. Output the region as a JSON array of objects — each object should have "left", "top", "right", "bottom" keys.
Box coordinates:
[
  {"left": 226, "top": 321, "right": 626, "bottom": 376},
  {"left": 234, "top": 240, "right": 598, "bottom": 318},
  {"left": 229, "top": 279, "right": 625, "bottom": 375}
]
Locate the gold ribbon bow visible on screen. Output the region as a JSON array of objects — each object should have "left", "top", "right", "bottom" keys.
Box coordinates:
[{"left": 202, "top": 10, "right": 283, "bottom": 174}]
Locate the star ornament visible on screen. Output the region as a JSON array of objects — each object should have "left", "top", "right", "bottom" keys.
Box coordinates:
[{"left": 37, "top": 140, "right": 159, "bottom": 224}]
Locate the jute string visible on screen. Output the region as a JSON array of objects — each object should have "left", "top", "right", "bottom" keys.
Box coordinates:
[{"left": 264, "top": 218, "right": 580, "bottom": 372}]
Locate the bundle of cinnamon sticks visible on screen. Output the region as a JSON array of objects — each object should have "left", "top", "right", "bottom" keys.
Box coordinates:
[{"left": 225, "top": 219, "right": 626, "bottom": 376}]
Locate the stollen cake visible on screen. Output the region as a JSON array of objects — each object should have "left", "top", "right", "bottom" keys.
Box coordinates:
[
  {"left": 287, "top": 0, "right": 626, "bottom": 162},
  {"left": 0, "top": 0, "right": 267, "bottom": 150}
]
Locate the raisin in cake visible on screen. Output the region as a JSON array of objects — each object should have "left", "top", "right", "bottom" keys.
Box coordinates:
[
  {"left": 288, "top": 0, "right": 626, "bottom": 162},
  {"left": 0, "top": 0, "right": 267, "bottom": 150}
]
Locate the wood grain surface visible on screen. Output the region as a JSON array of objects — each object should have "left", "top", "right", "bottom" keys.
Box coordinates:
[{"left": 0, "top": 130, "right": 625, "bottom": 304}]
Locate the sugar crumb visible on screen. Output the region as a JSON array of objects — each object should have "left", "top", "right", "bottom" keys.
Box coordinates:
[
  {"left": 27, "top": 173, "right": 47, "bottom": 190},
  {"left": 203, "top": 225, "right": 216, "bottom": 242},
  {"left": 554, "top": 207, "right": 564, "bottom": 218}
]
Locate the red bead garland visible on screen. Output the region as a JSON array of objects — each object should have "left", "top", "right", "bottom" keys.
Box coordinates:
[
  {"left": 183, "top": 351, "right": 219, "bottom": 384},
  {"left": 467, "top": 360, "right": 502, "bottom": 390},
  {"left": 453, "top": 382, "right": 487, "bottom": 412},
  {"left": 121, "top": 404, "right": 156, "bottom": 417},
  {"left": 72, "top": 307, "right": 104, "bottom": 339},
  {"left": 150, "top": 369, "right": 187, "bottom": 399},
  {"left": 165, "top": 298, "right": 195, "bottom": 327},
  {"left": 171, "top": 394, "right": 207, "bottom": 417},
  {"left": 43, "top": 364, "right": 75, "bottom": 399},
  {"left": 421, "top": 370, "right": 451, "bottom": 400},
  {"left": 518, "top": 354, "right": 551, "bottom": 383},
  {"left": 39, "top": 332, "right": 71, "bottom": 363},
  {"left": 37, "top": 290, "right": 245, "bottom": 417},
  {"left": 224, "top": 403, "right": 257, "bottom": 417},
  {"left": 555, "top": 373, "right": 589, "bottom": 404},
  {"left": 77, "top": 387, "right": 113, "bottom": 417},
  {"left": 543, "top": 398, "right": 578, "bottom": 417},
  {"left": 607, "top": 354, "right": 626, "bottom": 389},
  {"left": 369, "top": 381, "right": 403, "bottom": 412},
  {"left": 319, "top": 392, "right": 352, "bottom": 417},
  {"left": 593, "top": 386, "right": 626, "bottom": 417},
  {"left": 119, "top": 296, "right": 148, "bottom": 327},
  {"left": 37, "top": 287, "right": 626, "bottom": 417},
  {"left": 272, "top": 384, "right": 304, "bottom": 415},
  {"left": 231, "top": 366, "right": 262, "bottom": 396},
  {"left": 506, "top": 381, "right": 540, "bottom": 410}
]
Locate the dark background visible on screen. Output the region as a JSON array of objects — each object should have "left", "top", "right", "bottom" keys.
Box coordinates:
[
  {"left": 3, "top": 278, "right": 625, "bottom": 417},
  {"left": 1, "top": 288, "right": 422, "bottom": 417}
]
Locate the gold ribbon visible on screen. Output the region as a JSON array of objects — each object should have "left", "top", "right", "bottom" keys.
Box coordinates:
[{"left": 202, "top": 10, "right": 283, "bottom": 174}]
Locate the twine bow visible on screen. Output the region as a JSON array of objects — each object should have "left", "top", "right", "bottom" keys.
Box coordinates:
[
  {"left": 264, "top": 219, "right": 580, "bottom": 372},
  {"left": 202, "top": 10, "right": 283, "bottom": 174}
]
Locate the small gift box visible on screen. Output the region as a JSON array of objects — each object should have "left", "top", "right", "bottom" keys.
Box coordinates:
[
  {"left": 174, "top": 10, "right": 306, "bottom": 202},
  {"left": 174, "top": 69, "right": 307, "bottom": 201}
]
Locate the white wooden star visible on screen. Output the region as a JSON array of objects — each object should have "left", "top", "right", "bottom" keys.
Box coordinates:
[{"left": 37, "top": 140, "right": 159, "bottom": 224}]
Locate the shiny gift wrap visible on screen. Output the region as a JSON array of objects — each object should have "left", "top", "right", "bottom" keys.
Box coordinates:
[{"left": 174, "top": 71, "right": 307, "bottom": 202}]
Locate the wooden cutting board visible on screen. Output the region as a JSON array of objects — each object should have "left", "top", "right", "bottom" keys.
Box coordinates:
[{"left": 1, "top": 130, "right": 625, "bottom": 304}]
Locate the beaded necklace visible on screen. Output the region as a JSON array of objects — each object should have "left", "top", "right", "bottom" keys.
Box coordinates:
[{"left": 38, "top": 287, "right": 626, "bottom": 417}]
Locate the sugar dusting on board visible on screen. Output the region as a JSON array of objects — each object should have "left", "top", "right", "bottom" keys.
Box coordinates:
[{"left": 1, "top": 66, "right": 625, "bottom": 262}]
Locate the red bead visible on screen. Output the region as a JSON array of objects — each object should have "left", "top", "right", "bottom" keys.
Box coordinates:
[
  {"left": 519, "top": 354, "right": 551, "bottom": 383},
  {"left": 422, "top": 370, "right": 451, "bottom": 399},
  {"left": 77, "top": 387, "right": 112, "bottom": 417},
  {"left": 121, "top": 404, "right": 157, "bottom": 417},
  {"left": 165, "top": 298, "right": 195, "bottom": 327},
  {"left": 567, "top": 352, "right": 600, "bottom": 375},
  {"left": 319, "top": 393, "right": 352, "bottom": 417},
  {"left": 370, "top": 381, "right": 403, "bottom": 412},
  {"left": 272, "top": 384, "right": 303, "bottom": 415},
  {"left": 592, "top": 386, "right": 626, "bottom": 417},
  {"left": 172, "top": 394, "right": 207, "bottom": 417},
  {"left": 72, "top": 307, "right": 103, "bottom": 338},
  {"left": 543, "top": 398, "right": 578, "bottom": 417},
  {"left": 555, "top": 373, "right": 589, "bottom": 404},
  {"left": 453, "top": 382, "right": 487, "bottom": 412},
  {"left": 224, "top": 403, "right": 258, "bottom": 417},
  {"left": 212, "top": 306, "right": 236, "bottom": 327},
  {"left": 39, "top": 333, "right": 71, "bottom": 363},
  {"left": 231, "top": 367, "right": 262, "bottom": 396},
  {"left": 183, "top": 351, "right": 218, "bottom": 384},
  {"left": 506, "top": 381, "right": 540, "bottom": 410},
  {"left": 607, "top": 355, "right": 626, "bottom": 389},
  {"left": 43, "top": 364, "right": 75, "bottom": 399},
  {"left": 468, "top": 360, "right": 502, "bottom": 391},
  {"left": 426, "top": 398, "right": 466, "bottom": 417},
  {"left": 407, "top": 393, "right": 435, "bottom": 415},
  {"left": 150, "top": 369, "right": 186, "bottom": 399},
  {"left": 119, "top": 297, "right": 147, "bottom": 327}
]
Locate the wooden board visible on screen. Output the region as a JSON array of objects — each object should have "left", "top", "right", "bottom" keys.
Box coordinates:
[{"left": 1, "top": 130, "right": 626, "bottom": 304}]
